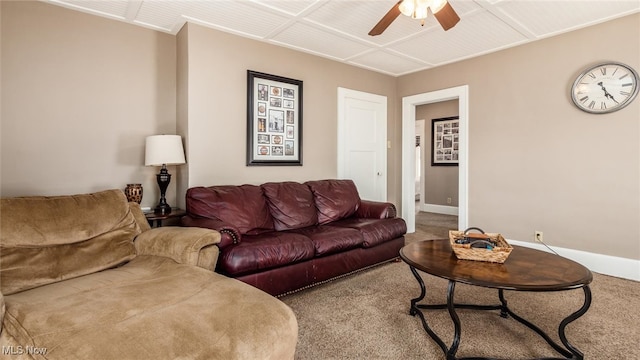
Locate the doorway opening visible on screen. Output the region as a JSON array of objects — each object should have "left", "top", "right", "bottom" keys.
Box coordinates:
[
  {"left": 401, "top": 85, "right": 469, "bottom": 233},
  {"left": 415, "top": 119, "right": 425, "bottom": 208}
]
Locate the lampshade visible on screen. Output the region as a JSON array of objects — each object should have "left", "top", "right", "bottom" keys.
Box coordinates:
[{"left": 145, "top": 135, "right": 186, "bottom": 166}]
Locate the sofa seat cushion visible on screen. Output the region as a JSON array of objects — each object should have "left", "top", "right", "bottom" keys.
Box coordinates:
[
  {"left": 331, "top": 218, "right": 407, "bottom": 248},
  {"left": 0, "top": 190, "right": 139, "bottom": 295},
  {"left": 1, "top": 255, "right": 298, "bottom": 360},
  {"left": 261, "top": 182, "right": 318, "bottom": 231},
  {"left": 290, "top": 226, "right": 363, "bottom": 257},
  {"left": 219, "top": 232, "right": 315, "bottom": 276},
  {"left": 305, "top": 179, "right": 360, "bottom": 225},
  {"left": 186, "top": 185, "right": 274, "bottom": 235}
]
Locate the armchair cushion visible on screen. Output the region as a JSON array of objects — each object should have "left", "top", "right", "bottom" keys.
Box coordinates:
[
  {"left": 129, "top": 201, "right": 152, "bottom": 232},
  {"left": 262, "top": 181, "right": 318, "bottom": 231},
  {"left": 306, "top": 179, "right": 360, "bottom": 225},
  {"left": 186, "top": 185, "right": 274, "bottom": 235},
  {"left": 1, "top": 256, "right": 298, "bottom": 359},
  {"left": 0, "top": 190, "right": 138, "bottom": 295},
  {"left": 134, "top": 227, "right": 221, "bottom": 270}
]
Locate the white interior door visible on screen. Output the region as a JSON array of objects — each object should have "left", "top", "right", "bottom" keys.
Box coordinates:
[{"left": 337, "top": 87, "right": 387, "bottom": 202}]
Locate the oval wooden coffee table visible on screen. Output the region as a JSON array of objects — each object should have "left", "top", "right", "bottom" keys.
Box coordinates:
[{"left": 400, "top": 239, "right": 592, "bottom": 360}]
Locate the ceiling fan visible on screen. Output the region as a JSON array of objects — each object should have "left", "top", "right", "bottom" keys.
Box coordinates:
[{"left": 369, "top": 0, "right": 460, "bottom": 36}]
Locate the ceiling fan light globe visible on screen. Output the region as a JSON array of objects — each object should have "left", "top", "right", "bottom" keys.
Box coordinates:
[
  {"left": 398, "top": 0, "right": 415, "bottom": 17},
  {"left": 411, "top": 0, "right": 431, "bottom": 19},
  {"left": 412, "top": 5, "right": 429, "bottom": 20}
]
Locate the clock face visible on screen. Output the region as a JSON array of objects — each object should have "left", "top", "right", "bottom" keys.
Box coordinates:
[{"left": 571, "top": 62, "right": 639, "bottom": 114}]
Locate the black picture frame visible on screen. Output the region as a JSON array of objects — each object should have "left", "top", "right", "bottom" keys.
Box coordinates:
[
  {"left": 431, "top": 116, "right": 459, "bottom": 166},
  {"left": 247, "top": 70, "right": 303, "bottom": 166}
]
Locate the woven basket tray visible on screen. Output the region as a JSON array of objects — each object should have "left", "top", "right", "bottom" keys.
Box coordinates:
[{"left": 449, "top": 230, "right": 513, "bottom": 264}]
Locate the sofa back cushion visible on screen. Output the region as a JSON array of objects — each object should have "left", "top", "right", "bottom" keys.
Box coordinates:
[
  {"left": 261, "top": 182, "right": 318, "bottom": 231},
  {"left": 0, "top": 190, "right": 139, "bottom": 295},
  {"left": 305, "top": 179, "right": 361, "bottom": 225},
  {"left": 186, "top": 185, "right": 274, "bottom": 235}
]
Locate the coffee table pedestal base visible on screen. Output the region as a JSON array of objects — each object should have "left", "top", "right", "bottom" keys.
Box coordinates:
[{"left": 408, "top": 266, "right": 592, "bottom": 360}]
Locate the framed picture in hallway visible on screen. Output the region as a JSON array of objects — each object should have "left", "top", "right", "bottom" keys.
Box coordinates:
[
  {"left": 247, "top": 70, "right": 303, "bottom": 166},
  {"left": 431, "top": 116, "right": 459, "bottom": 166}
]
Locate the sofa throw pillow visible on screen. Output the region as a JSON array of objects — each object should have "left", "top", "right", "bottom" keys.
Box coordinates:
[
  {"left": 261, "top": 182, "right": 318, "bottom": 231},
  {"left": 305, "top": 179, "right": 361, "bottom": 225},
  {"left": 0, "top": 190, "right": 139, "bottom": 295},
  {"left": 186, "top": 185, "right": 274, "bottom": 235}
]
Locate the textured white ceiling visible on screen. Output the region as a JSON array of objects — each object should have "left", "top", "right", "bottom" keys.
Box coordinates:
[{"left": 46, "top": 0, "right": 640, "bottom": 76}]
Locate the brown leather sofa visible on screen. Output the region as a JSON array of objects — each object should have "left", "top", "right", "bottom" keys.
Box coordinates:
[
  {"left": 182, "top": 179, "right": 407, "bottom": 296},
  {"left": 0, "top": 190, "right": 297, "bottom": 359}
]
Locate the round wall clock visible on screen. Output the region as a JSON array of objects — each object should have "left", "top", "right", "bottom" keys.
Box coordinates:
[{"left": 571, "top": 62, "right": 639, "bottom": 114}]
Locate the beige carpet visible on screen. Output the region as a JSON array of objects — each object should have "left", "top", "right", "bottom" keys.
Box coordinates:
[{"left": 281, "top": 213, "right": 640, "bottom": 359}]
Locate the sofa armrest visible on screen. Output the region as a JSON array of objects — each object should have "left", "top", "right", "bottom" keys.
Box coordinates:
[
  {"left": 134, "top": 227, "right": 221, "bottom": 270},
  {"left": 355, "top": 200, "right": 397, "bottom": 219},
  {"left": 181, "top": 215, "right": 241, "bottom": 249}
]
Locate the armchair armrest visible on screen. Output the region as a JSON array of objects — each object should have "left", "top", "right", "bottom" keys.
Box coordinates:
[
  {"left": 181, "top": 215, "right": 241, "bottom": 249},
  {"left": 355, "top": 200, "right": 397, "bottom": 219},
  {"left": 134, "top": 227, "right": 221, "bottom": 270}
]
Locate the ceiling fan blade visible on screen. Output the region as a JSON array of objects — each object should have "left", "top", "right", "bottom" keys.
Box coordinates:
[
  {"left": 433, "top": 1, "right": 460, "bottom": 31},
  {"left": 368, "top": 1, "right": 402, "bottom": 36}
]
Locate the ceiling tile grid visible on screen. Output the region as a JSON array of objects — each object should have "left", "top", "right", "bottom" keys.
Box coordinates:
[
  {"left": 388, "top": 10, "right": 530, "bottom": 66},
  {"left": 493, "top": 0, "right": 640, "bottom": 37},
  {"left": 44, "top": 0, "right": 640, "bottom": 76},
  {"left": 50, "top": 0, "right": 130, "bottom": 20},
  {"left": 252, "top": 0, "right": 319, "bottom": 16},
  {"left": 270, "top": 21, "right": 372, "bottom": 60},
  {"left": 134, "top": 1, "right": 184, "bottom": 32},
  {"left": 349, "top": 49, "right": 432, "bottom": 75}
]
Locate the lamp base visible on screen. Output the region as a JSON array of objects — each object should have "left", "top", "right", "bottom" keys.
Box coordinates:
[
  {"left": 154, "top": 165, "right": 172, "bottom": 215},
  {"left": 154, "top": 204, "right": 172, "bottom": 215}
]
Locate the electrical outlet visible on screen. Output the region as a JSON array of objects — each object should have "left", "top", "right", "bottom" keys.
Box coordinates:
[
  {"left": 535, "top": 231, "right": 543, "bottom": 243},
  {"left": 447, "top": 197, "right": 452, "bottom": 204}
]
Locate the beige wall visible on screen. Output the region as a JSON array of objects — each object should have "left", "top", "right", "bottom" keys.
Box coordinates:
[
  {"left": 1, "top": 2, "right": 638, "bottom": 261},
  {"left": 1, "top": 1, "right": 177, "bottom": 209},
  {"left": 416, "top": 100, "right": 459, "bottom": 207},
  {"left": 397, "top": 13, "right": 640, "bottom": 260},
  {"left": 176, "top": 23, "right": 398, "bottom": 206}
]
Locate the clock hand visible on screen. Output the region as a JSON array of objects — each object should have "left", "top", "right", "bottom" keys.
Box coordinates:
[{"left": 597, "top": 81, "right": 619, "bottom": 104}]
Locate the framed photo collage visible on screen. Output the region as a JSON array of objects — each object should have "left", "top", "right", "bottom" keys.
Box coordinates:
[
  {"left": 431, "top": 116, "right": 459, "bottom": 166},
  {"left": 247, "top": 70, "right": 303, "bottom": 166}
]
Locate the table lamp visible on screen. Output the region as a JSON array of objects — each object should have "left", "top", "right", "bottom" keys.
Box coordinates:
[{"left": 145, "top": 135, "right": 186, "bottom": 215}]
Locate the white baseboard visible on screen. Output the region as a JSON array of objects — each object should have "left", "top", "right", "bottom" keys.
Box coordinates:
[
  {"left": 508, "top": 239, "right": 640, "bottom": 282},
  {"left": 421, "top": 203, "right": 458, "bottom": 216}
]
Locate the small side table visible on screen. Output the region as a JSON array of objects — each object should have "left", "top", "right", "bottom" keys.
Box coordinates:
[{"left": 144, "top": 208, "right": 186, "bottom": 227}]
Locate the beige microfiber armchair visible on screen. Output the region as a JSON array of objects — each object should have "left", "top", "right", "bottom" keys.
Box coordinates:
[{"left": 0, "top": 190, "right": 297, "bottom": 360}]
